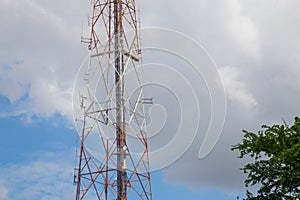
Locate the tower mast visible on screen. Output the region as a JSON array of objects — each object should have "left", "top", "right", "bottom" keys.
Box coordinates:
[
  {"left": 75, "top": 0, "right": 152, "bottom": 199},
  {"left": 114, "top": 0, "right": 127, "bottom": 198}
]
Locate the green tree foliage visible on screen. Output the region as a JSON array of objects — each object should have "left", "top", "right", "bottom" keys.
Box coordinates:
[{"left": 232, "top": 117, "right": 300, "bottom": 200}]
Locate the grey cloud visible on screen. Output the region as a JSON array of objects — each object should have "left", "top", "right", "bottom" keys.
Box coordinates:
[{"left": 138, "top": 0, "right": 300, "bottom": 194}]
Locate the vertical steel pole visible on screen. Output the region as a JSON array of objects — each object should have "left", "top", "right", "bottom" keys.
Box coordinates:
[{"left": 114, "top": 0, "right": 127, "bottom": 199}]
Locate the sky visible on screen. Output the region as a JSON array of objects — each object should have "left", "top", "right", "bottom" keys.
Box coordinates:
[{"left": 1, "top": 0, "right": 300, "bottom": 199}]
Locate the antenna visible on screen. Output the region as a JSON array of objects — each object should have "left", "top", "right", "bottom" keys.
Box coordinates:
[{"left": 75, "top": 1, "right": 152, "bottom": 199}]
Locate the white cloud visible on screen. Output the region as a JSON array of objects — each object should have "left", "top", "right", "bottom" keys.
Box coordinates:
[
  {"left": 0, "top": 80, "right": 26, "bottom": 103},
  {"left": 0, "top": 180, "right": 9, "bottom": 200},
  {"left": 1, "top": 149, "right": 75, "bottom": 200},
  {"left": 0, "top": 0, "right": 89, "bottom": 122},
  {"left": 219, "top": 66, "right": 257, "bottom": 109}
]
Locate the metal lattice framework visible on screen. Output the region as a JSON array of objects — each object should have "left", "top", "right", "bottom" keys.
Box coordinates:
[{"left": 74, "top": 0, "right": 152, "bottom": 199}]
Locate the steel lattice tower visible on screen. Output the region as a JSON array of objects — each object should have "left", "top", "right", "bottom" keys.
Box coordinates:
[{"left": 74, "top": 0, "right": 152, "bottom": 199}]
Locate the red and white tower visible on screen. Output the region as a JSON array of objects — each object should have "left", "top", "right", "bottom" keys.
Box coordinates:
[{"left": 74, "top": 0, "right": 152, "bottom": 199}]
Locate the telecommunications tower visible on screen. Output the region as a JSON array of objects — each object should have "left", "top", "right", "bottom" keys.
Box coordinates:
[{"left": 74, "top": 0, "right": 152, "bottom": 199}]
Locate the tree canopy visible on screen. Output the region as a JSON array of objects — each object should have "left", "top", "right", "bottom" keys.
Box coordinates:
[{"left": 232, "top": 117, "right": 300, "bottom": 199}]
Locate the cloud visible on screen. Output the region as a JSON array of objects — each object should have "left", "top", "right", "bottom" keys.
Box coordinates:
[
  {"left": 0, "top": 180, "right": 9, "bottom": 200},
  {"left": 0, "top": 149, "right": 75, "bottom": 200},
  {"left": 0, "top": 0, "right": 89, "bottom": 121},
  {"left": 139, "top": 0, "right": 300, "bottom": 193},
  {"left": 219, "top": 66, "right": 257, "bottom": 109}
]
